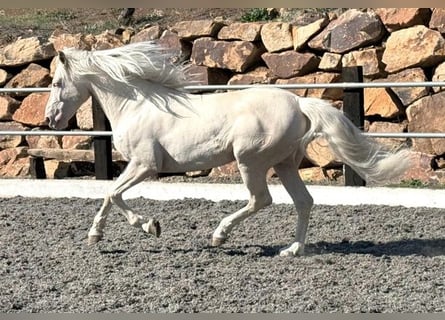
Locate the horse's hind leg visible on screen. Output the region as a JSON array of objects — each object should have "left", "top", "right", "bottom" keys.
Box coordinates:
[
  {"left": 212, "top": 164, "right": 272, "bottom": 246},
  {"left": 273, "top": 159, "right": 314, "bottom": 256},
  {"left": 87, "top": 160, "right": 160, "bottom": 245}
]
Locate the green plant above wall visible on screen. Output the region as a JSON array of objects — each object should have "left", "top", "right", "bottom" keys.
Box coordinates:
[{"left": 241, "top": 8, "right": 276, "bottom": 22}]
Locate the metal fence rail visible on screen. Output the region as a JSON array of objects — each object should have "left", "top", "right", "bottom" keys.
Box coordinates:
[
  {"left": 1, "top": 81, "right": 445, "bottom": 139},
  {"left": 2, "top": 131, "right": 445, "bottom": 139},
  {"left": 1, "top": 75, "right": 444, "bottom": 184},
  {"left": 183, "top": 81, "right": 445, "bottom": 91},
  {"left": 1, "top": 80, "right": 445, "bottom": 94},
  {"left": 0, "top": 130, "right": 113, "bottom": 136}
]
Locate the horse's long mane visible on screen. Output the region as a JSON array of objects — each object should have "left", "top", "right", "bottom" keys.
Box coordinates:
[{"left": 61, "top": 41, "right": 190, "bottom": 89}]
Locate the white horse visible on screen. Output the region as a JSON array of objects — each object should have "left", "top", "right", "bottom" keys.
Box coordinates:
[{"left": 45, "top": 41, "right": 410, "bottom": 256}]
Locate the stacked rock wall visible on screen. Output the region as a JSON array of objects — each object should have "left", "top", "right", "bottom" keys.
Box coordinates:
[{"left": 1, "top": 8, "right": 445, "bottom": 184}]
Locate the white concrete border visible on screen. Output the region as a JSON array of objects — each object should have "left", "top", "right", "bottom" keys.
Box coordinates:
[{"left": 1, "top": 179, "right": 444, "bottom": 208}]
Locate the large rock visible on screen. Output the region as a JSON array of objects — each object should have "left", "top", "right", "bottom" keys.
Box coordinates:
[
  {"left": 131, "top": 25, "right": 162, "bottom": 43},
  {"left": 158, "top": 30, "right": 192, "bottom": 63},
  {"left": 209, "top": 161, "right": 239, "bottom": 178},
  {"left": 260, "top": 22, "right": 293, "bottom": 52},
  {"left": 0, "top": 69, "right": 9, "bottom": 86},
  {"left": 172, "top": 20, "right": 225, "bottom": 40},
  {"left": 0, "top": 147, "right": 31, "bottom": 178},
  {"left": 276, "top": 72, "right": 342, "bottom": 100},
  {"left": 62, "top": 135, "right": 93, "bottom": 149},
  {"left": 12, "top": 93, "right": 49, "bottom": 127},
  {"left": 406, "top": 91, "right": 445, "bottom": 155},
  {"left": 262, "top": 51, "right": 320, "bottom": 78},
  {"left": 318, "top": 52, "right": 342, "bottom": 71},
  {"left": 292, "top": 16, "right": 329, "bottom": 51},
  {"left": 92, "top": 31, "right": 124, "bottom": 50},
  {"left": 430, "top": 8, "right": 445, "bottom": 33},
  {"left": 387, "top": 68, "right": 429, "bottom": 105},
  {"left": 276, "top": 76, "right": 308, "bottom": 97},
  {"left": 49, "top": 31, "right": 94, "bottom": 51},
  {"left": 382, "top": 25, "right": 445, "bottom": 73},
  {"left": 308, "top": 9, "right": 384, "bottom": 53},
  {"left": 5, "top": 63, "right": 51, "bottom": 96},
  {"left": 0, "top": 147, "right": 26, "bottom": 165},
  {"left": 76, "top": 97, "right": 94, "bottom": 130},
  {"left": 228, "top": 67, "right": 277, "bottom": 85},
  {"left": 218, "top": 22, "right": 262, "bottom": 41},
  {"left": 0, "top": 121, "right": 28, "bottom": 149},
  {"left": 305, "top": 137, "right": 341, "bottom": 168},
  {"left": 342, "top": 48, "right": 384, "bottom": 78},
  {"left": 367, "top": 121, "right": 407, "bottom": 148},
  {"left": 399, "top": 151, "right": 436, "bottom": 184},
  {"left": 0, "top": 37, "right": 56, "bottom": 67},
  {"left": 185, "top": 64, "right": 230, "bottom": 88},
  {"left": 118, "top": 27, "right": 135, "bottom": 44},
  {"left": 26, "top": 133, "right": 61, "bottom": 149},
  {"left": 299, "top": 167, "right": 343, "bottom": 183},
  {"left": 191, "top": 37, "right": 263, "bottom": 72},
  {"left": 0, "top": 96, "right": 21, "bottom": 121},
  {"left": 375, "top": 8, "right": 432, "bottom": 32},
  {"left": 432, "top": 62, "right": 445, "bottom": 93},
  {"left": 364, "top": 86, "right": 403, "bottom": 118},
  {"left": 42, "top": 159, "right": 71, "bottom": 179},
  {"left": 49, "top": 56, "right": 58, "bottom": 77}
]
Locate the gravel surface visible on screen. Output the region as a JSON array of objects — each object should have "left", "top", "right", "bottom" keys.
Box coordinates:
[{"left": 0, "top": 196, "right": 444, "bottom": 312}]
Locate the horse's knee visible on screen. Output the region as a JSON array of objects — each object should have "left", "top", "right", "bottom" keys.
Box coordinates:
[{"left": 249, "top": 191, "right": 272, "bottom": 212}]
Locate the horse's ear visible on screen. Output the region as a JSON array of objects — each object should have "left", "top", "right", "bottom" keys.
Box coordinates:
[{"left": 58, "top": 51, "right": 67, "bottom": 66}]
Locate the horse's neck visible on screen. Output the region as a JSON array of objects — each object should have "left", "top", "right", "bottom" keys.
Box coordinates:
[
  {"left": 86, "top": 82, "right": 124, "bottom": 129},
  {"left": 87, "top": 79, "right": 193, "bottom": 129},
  {"left": 90, "top": 81, "right": 161, "bottom": 128}
]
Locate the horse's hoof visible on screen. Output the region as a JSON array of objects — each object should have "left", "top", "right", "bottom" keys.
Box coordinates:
[
  {"left": 88, "top": 235, "right": 102, "bottom": 245},
  {"left": 212, "top": 237, "right": 226, "bottom": 247},
  {"left": 279, "top": 242, "right": 305, "bottom": 257},
  {"left": 142, "top": 219, "right": 161, "bottom": 237}
]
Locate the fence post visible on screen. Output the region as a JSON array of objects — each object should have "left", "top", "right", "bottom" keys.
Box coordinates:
[
  {"left": 342, "top": 66, "right": 366, "bottom": 187},
  {"left": 92, "top": 98, "right": 113, "bottom": 180},
  {"left": 30, "top": 157, "right": 46, "bottom": 179}
]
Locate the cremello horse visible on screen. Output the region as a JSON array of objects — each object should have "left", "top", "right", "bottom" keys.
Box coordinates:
[{"left": 45, "top": 41, "right": 410, "bottom": 256}]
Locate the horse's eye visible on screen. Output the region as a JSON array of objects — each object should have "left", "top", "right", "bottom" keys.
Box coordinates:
[{"left": 52, "top": 82, "right": 61, "bottom": 88}]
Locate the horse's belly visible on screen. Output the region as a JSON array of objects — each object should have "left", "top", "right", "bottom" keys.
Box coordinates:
[
  {"left": 160, "top": 142, "right": 235, "bottom": 173},
  {"left": 161, "top": 151, "right": 235, "bottom": 172}
]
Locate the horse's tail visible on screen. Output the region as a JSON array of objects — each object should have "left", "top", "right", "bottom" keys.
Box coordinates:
[{"left": 298, "top": 96, "right": 411, "bottom": 183}]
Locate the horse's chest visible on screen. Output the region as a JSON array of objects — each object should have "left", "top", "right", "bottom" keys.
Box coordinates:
[{"left": 112, "top": 133, "right": 132, "bottom": 160}]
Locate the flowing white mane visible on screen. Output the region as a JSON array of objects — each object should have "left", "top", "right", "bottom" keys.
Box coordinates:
[{"left": 61, "top": 41, "right": 190, "bottom": 89}]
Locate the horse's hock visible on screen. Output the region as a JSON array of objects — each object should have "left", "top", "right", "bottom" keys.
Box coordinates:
[{"left": 1, "top": 8, "right": 445, "bottom": 184}]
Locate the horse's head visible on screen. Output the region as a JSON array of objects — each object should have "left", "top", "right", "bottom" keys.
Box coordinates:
[{"left": 45, "top": 50, "right": 90, "bottom": 130}]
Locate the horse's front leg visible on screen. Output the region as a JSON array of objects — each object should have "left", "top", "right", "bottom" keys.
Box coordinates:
[{"left": 87, "top": 159, "right": 160, "bottom": 245}]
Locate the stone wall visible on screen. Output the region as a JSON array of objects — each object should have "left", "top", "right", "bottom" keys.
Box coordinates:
[{"left": 1, "top": 8, "right": 445, "bottom": 184}]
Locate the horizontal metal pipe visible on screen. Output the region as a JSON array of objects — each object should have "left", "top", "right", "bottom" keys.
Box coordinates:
[
  {"left": 1, "top": 81, "right": 445, "bottom": 94},
  {"left": 0, "top": 130, "right": 113, "bottom": 137},
  {"left": 2, "top": 130, "right": 445, "bottom": 139},
  {"left": 364, "top": 132, "right": 445, "bottom": 139},
  {"left": 0, "top": 87, "right": 51, "bottom": 93},
  {"left": 1, "top": 83, "right": 445, "bottom": 140},
  {"left": 183, "top": 81, "right": 445, "bottom": 91}
]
